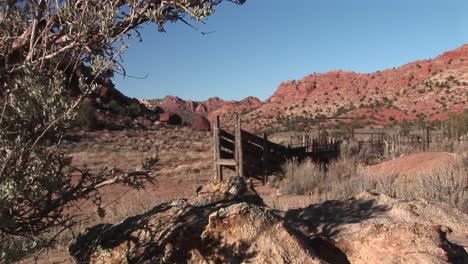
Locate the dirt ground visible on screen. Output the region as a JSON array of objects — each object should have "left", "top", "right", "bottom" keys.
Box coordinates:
[{"left": 364, "top": 151, "right": 459, "bottom": 177}]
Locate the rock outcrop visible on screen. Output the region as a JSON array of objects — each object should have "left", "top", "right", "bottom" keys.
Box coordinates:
[
  {"left": 286, "top": 191, "right": 468, "bottom": 264},
  {"left": 69, "top": 178, "right": 322, "bottom": 263},
  {"left": 140, "top": 96, "right": 262, "bottom": 123},
  {"left": 241, "top": 44, "right": 468, "bottom": 131},
  {"left": 69, "top": 178, "right": 468, "bottom": 263},
  {"left": 191, "top": 115, "right": 211, "bottom": 132},
  {"left": 158, "top": 113, "right": 182, "bottom": 125}
]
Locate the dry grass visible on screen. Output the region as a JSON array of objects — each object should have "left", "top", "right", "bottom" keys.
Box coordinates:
[
  {"left": 274, "top": 159, "right": 325, "bottom": 195},
  {"left": 276, "top": 152, "right": 468, "bottom": 212}
]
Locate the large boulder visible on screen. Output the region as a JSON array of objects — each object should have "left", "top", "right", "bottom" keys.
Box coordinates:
[
  {"left": 285, "top": 191, "right": 468, "bottom": 264},
  {"left": 69, "top": 178, "right": 468, "bottom": 264},
  {"left": 191, "top": 115, "right": 211, "bottom": 132},
  {"left": 68, "top": 178, "right": 322, "bottom": 264},
  {"left": 158, "top": 113, "right": 182, "bottom": 125}
]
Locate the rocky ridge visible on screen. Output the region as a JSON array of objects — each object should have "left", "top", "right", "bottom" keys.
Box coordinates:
[
  {"left": 141, "top": 44, "right": 468, "bottom": 132},
  {"left": 140, "top": 95, "right": 262, "bottom": 122},
  {"left": 247, "top": 44, "right": 468, "bottom": 130}
]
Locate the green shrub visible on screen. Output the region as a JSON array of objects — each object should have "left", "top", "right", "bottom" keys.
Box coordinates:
[
  {"left": 105, "top": 100, "right": 125, "bottom": 114},
  {"left": 127, "top": 102, "right": 143, "bottom": 118},
  {"left": 74, "top": 101, "right": 98, "bottom": 129}
]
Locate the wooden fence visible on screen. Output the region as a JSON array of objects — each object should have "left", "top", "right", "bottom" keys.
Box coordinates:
[
  {"left": 213, "top": 115, "right": 341, "bottom": 184},
  {"left": 213, "top": 118, "right": 464, "bottom": 184}
]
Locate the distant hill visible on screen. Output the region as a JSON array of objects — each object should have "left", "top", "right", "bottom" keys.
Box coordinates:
[
  {"left": 140, "top": 95, "right": 261, "bottom": 122},
  {"left": 142, "top": 44, "right": 468, "bottom": 132}
]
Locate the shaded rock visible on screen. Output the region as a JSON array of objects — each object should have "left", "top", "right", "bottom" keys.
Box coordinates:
[
  {"left": 68, "top": 179, "right": 468, "bottom": 263},
  {"left": 153, "top": 106, "right": 164, "bottom": 114},
  {"left": 68, "top": 178, "right": 323, "bottom": 263},
  {"left": 99, "top": 86, "right": 110, "bottom": 99},
  {"left": 191, "top": 115, "right": 211, "bottom": 132},
  {"left": 158, "top": 113, "right": 182, "bottom": 125},
  {"left": 285, "top": 191, "right": 468, "bottom": 264}
]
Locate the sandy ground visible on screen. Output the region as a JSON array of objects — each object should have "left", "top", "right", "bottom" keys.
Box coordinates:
[{"left": 364, "top": 151, "right": 458, "bottom": 177}]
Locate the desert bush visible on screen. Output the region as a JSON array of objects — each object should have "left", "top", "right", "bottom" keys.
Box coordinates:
[
  {"left": 279, "top": 159, "right": 325, "bottom": 195},
  {"left": 105, "top": 100, "right": 125, "bottom": 115},
  {"left": 327, "top": 156, "right": 362, "bottom": 183},
  {"left": 0, "top": 0, "right": 245, "bottom": 261},
  {"left": 74, "top": 101, "right": 98, "bottom": 129},
  {"left": 127, "top": 102, "right": 143, "bottom": 118},
  {"left": 276, "top": 153, "right": 467, "bottom": 211},
  {"left": 416, "top": 169, "right": 467, "bottom": 210},
  {"left": 340, "top": 140, "right": 360, "bottom": 158},
  {"left": 384, "top": 142, "right": 417, "bottom": 159}
]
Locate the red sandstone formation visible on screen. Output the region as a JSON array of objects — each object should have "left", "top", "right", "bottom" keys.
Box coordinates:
[
  {"left": 191, "top": 115, "right": 211, "bottom": 131},
  {"left": 141, "top": 45, "right": 468, "bottom": 131}
]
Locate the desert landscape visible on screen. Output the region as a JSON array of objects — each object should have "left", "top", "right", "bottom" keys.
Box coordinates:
[
  {"left": 1, "top": 1, "right": 467, "bottom": 263},
  {"left": 5, "top": 45, "right": 466, "bottom": 263}
]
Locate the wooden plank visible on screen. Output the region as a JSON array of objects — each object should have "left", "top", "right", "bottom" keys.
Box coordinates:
[
  {"left": 244, "top": 146, "right": 267, "bottom": 159},
  {"left": 243, "top": 151, "right": 262, "bottom": 163},
  {"left": 426, "top": 125, "right": 430, "bottom": 150},
  {"left": 219, "top": 129, "right": 235, "bottom": 141},
  {"left": 243, "top": 162, "right": 263, "bottom": 173},
  {"left": 220, "top": 137, "right": 235, "bottom": 151},
  {"left": 213, "top": 116, "right": 221, "bottom": 181},
  {"left": 268, "top": 142, "right": 288, "bottom": 153},
  {"left": 220, "top": 149, "right": 234, "bottom": 159},
  {"left": 288, "top": 147, "right": 307, "bottom": 156},
  {"left": 241, "top": 129, "right": 264, "bottom": 146},
  {"left": 243, "top": 159, "right": 263, "bottom": 168},
  {"left": 223, "top": 165, "right": 236, "bottom": 171},
  {"left": 271, "top": 152, "right": 286, "bottom": 161},
  {"left": 235, "top": 113, "right": 244, "bottom": 177},
  {"left": 241, "top": 129, "right": 287, "bottom": 152},
  {"left": 243, "top": 141, "right": 263, "bottom": 156},
  {"left": 216, "top": 159, "right": 237, "bottom": 166}
]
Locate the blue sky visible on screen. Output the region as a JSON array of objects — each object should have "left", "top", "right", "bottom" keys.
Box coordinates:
[{"left": 113, "top": 0, "right": 468, "bottom": 101}]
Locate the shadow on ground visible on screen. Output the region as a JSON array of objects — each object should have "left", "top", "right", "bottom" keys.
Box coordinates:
[
  {"left": 68, "top": 178, "right": 265, "bottom": 263},
  {"left": 284, "top": 194, "right": 390, "bottom": 264}
]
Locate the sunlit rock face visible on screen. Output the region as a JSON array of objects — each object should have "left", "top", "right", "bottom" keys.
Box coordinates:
[{"left": 69, "top": 177, "right": 468, "bottom": 264}]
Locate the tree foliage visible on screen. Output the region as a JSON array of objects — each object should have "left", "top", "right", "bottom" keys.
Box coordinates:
[
  {"left": 0, "top": 0, "right": 244, "bottom": 260},
  {"left": 1, "top": 0, "right": 244, "bottom": 79}
]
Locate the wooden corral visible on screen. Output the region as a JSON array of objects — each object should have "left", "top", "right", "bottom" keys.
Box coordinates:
[
  {"left": 212, "top": 115, "right": 462, "bottom": 183},
  {"left": 213, "top": 115, "right": 341, "bottom": 184}
]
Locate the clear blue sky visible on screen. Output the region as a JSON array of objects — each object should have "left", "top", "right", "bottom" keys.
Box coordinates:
[{"left": 113, "top": 0, "right": 468, "bottom": 101}]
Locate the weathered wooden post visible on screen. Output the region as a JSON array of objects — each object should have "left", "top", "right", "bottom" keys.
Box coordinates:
[
  {"left": 234, "top": 113, "right": 244, "bottom": 178},
  {"left": 213, "top": 116, "right": 222, "bottom": 181},
  {"left": 262, "top": 133, "right": 270, "bottom": 185}
]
